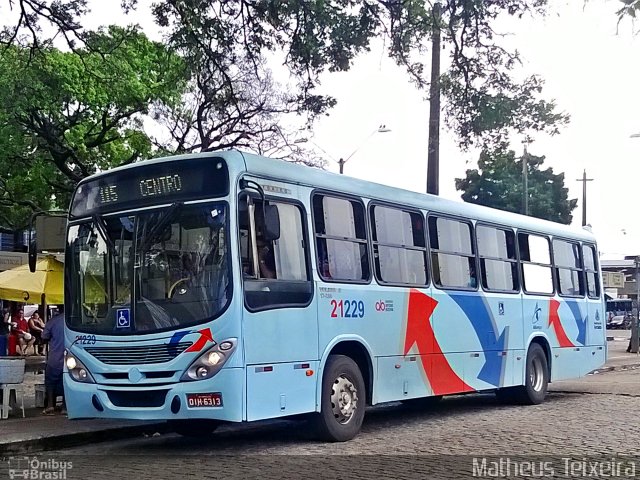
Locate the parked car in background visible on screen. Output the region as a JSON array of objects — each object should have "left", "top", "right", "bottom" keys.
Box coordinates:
[{"left": 607, "top": 313, "right": 633, "bottom": 330}]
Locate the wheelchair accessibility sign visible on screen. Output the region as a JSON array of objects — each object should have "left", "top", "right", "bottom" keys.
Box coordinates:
[{"left": 116, "top": 308, "right": 131, "bottom": 328}]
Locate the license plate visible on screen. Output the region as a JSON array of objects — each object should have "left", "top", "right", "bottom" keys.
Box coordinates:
[{"left": 186, "top": 392, "right": 223, "bottom": 408}]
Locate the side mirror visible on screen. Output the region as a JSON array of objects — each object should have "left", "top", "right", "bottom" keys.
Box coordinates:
[
  {"left": 263, "top": 204, "right": 280, "bottom": 241},
  {"left": 28, "top": 237, "right": 37, "bottom": 273},
  {"left": 28, "top": 214, "right": 37, "bottom": 272}
]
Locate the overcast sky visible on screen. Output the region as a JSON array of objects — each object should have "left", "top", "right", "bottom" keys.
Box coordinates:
[{"left": 38, "top": 1, "right": 640, "bottom": 259}]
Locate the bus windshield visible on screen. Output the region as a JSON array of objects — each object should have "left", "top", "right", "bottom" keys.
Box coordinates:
[{"left": 66, "top": 202, "right": 230, "bottom": 335}]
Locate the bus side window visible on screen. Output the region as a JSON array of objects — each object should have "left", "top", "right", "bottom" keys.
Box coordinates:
[
  {"left": 241, "top": 194, "right": 312, "bottom": 311},
  {"left": 370, "top": 204, "right": 428, "bottom": 286},
  {"left": 518, "top": 233, "right": 554, "bottom": 295},
  {"left": 313, "top": 194, "right": 370, "bottom": 283},
  {"left": 428, "top": 216, "right": 476, "bottom": 290},
  {"left": 553, "top": 239, "right": 584, "bottom": 297},
  {"left": 476, "top": 225, "right": 518, "bottom": 293},
  {"left": 583, "top": 244, "right": 600, "bottom": 299}
]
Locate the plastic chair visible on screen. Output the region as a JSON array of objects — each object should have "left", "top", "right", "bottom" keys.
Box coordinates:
[{"left": 0, "top": 383, "right": 25, "bottom": 419}]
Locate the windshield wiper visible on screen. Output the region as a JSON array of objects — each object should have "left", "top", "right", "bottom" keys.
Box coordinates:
[{"left": 138, "top": 202, "right": 182, "bottom": 252}]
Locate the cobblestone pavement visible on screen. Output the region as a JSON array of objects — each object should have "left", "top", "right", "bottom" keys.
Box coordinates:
[{"left": 6, "top": 368, "right": 637, "bottom": 479}]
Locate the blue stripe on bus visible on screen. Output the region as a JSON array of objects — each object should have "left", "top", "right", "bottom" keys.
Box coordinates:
[
  {"left": 448, "top": 294, "right": 507, "bottom": 387},
  {"left": 564, "top": 299, "right": 587, "bottom": 346}
]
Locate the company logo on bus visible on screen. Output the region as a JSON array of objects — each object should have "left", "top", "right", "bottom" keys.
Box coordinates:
[
  {"left": 532, "top": 303, "right": 542, "bottom": 330},
  {"left": 375, "top": 300, "right": 394, "bottom": 312}
]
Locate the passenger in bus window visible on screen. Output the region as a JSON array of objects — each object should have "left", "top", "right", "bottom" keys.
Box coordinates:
[
  {"left": 468, "top": 261, "right": 478, "bottom": 288},
  {"left": 257, "top": 238, "right": 276, "bottom": 279},
  {"left": 317, "top": 240, "right": 331, "bottom": 279}
]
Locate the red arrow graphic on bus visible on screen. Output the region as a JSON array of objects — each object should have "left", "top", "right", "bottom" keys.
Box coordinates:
[
  {"left": 185, "top": 328, "right": 214, "bottom": 353},
  {"left": 548, "top": 299, "right": 574, "bottom": 348},
  {"left": 404, "top": 289, "right": 473, "bottom": 395}
]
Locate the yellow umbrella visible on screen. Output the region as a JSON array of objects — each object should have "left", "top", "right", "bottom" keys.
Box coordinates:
[{"left": 0, "top": 256, "right": 64, "bottom": 304}]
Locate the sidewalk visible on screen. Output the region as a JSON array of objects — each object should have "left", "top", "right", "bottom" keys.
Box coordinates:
[
  {"left": 2, "top": 333, "right": 640, "bottom": 455},
  {"left": 597, "top": 329, "right": 640, "bottom": 372},
  {"left": 1, "top": 357, "right": 167, "bottom": 455}
]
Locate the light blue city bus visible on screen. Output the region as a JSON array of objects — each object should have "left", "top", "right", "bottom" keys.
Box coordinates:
[{"left": 59, "top": 150, "right": 605, "bottom": 441}]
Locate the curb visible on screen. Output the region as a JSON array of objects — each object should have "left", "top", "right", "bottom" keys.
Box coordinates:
[
  {"left": 590, "top": 362, "right": 640, "bottom": 375},
  {"left": 0, "top": 422, "right": 170, "bottom": 455}
]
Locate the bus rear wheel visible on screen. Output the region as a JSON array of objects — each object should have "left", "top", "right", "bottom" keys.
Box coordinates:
[
  {"left": 168, "top": 419, "right": 220, "bottom": 437},
  {"left": 313, "top": 355, "right": 366, "bottom": 442},
  {"left": 506, "top": 343, "right": 548, "bottom": 405}
]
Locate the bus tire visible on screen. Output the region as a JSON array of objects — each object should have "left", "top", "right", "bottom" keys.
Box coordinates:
[
  {"left": 515, "top": 343, "right": 549, "bottom": 405},
  {"left": 313, "top": 355, "right": 365, "bottom": 442},
  {"left": 168, "top": 419, "right": 220, "bottom": 437}
]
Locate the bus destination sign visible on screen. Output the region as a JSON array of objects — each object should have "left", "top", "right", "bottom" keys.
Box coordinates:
[
  {"left": 98, "top": 174, "right": 184, "bottom": 206},
  {"left": 70, "top": 157, "right": 229, "bottom": 217}
]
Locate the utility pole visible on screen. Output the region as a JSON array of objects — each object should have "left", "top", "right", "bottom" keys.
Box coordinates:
[
  {"left": 522, "top": 143, "right": 529, "bottom": 216},
  {"left": 576, "top": 169, "right": 594, "bottom": 227},
  {"left": 426, "top": 2, "right": 441, "bottom": 195},
  {"left": 338, "top": 158, "right": 345, "bottom": 174},
  {"left": 633, "top": 257, "right": 640, "bottom": 354}
]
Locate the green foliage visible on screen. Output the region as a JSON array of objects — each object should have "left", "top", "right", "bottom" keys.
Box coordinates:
[
  {"left": 2, "top": 1, "right": 570, "bottom": 167},
  {"left": 455, "top": 148, "right": 578, "bottom": 224},
  {"left": 0, "top": 26, "right": 186, "bottom": 228},
  {"left": 150, "top": 0, "right": 568, "bottom": 152}
]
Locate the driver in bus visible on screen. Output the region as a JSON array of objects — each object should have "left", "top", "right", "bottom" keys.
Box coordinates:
[{"left": 257, "top": 237, "right": 276, "bottom": 279}]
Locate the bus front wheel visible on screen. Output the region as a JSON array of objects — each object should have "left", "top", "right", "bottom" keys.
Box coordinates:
[
  {"left": 168, "top": 419, "right": 220, "bottom": 437},
  {"left": 313, "top": 355, "right": 366, "bottom": 442}
]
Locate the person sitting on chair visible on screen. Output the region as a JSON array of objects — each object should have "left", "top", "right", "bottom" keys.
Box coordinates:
[
  {"left": 28, "top": 312, "right": 45, "bottom": 355},
  {"left": 12, "top": 309, "right": 35, "bottom": 355}
]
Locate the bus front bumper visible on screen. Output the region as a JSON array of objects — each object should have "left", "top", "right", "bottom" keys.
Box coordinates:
[{"left": 63, "top": 367, "right": 244, "bottom": 422}]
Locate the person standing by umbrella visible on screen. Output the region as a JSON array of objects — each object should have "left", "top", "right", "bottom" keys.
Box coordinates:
[
  {"left": 0, "top": 307, "right": 10, "bottom": 355},
  {"left": 41, "top": 305, "right": 65, "bottom": 415}
]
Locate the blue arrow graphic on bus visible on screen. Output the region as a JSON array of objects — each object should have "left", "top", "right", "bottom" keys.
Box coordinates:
[
  {"left": 565, "top": 299, "right": 587, "bottom": 345},
  {"left": 169, "top": 331, "right": 191, "bottom": 345},
  {"left": 449, "top": 294, "right": 507, "bottom": 387}
]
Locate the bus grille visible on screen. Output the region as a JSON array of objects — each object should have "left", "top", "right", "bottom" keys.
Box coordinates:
[
  {"left": 85, "top": 342, "right": 193, "bottom": 365},
  {"left": 106, "top": 389, "right": 169, "bottom": 407}
]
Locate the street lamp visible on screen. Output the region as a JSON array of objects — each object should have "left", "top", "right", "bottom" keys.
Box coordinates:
[
  {"left": 296, "top": 125, "right": 391, "bottom": 174},
  {"left": 337, "top": 125, "right": 391, "bottom": 174},
  {"left": 631, "top": 257, "right": 640, "bottom": 355}
]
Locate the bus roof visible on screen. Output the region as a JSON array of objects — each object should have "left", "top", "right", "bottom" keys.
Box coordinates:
[
  {"left": 78, "top": 149, "right": 596, "bottom": 243},
  {"left": 237, "top": 151, "right": 596, "bottom": 243}
]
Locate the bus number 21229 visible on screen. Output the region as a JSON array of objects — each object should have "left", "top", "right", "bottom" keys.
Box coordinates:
[{"left": 330, "top": 299, "right": 365, "bottom": 318}]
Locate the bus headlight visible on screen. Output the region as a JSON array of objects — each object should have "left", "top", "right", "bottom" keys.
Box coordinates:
[
  {"left": 64, "top": 352, "right": 95, "bottom": 384},
  {"left": 207, "top": 351, "right": 223, "bottom": 366},
  {"left": 65, "top": 355, "right": 77, "bottom": 370},
  {"left": 181, "top": 338, "right": 237, "bottom": 382}
]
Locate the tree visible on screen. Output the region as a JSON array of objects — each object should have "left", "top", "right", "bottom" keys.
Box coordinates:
[
  {"left": 1, "top": 0, "right": 89, "bottom": 52},
  {"left": 150, "top": 0, "right": 568, "bottom": 152},
  {"left": 455, "top": 148, "right": 578, "bottom": 224},
  {"left": 0, "top": 26, "right": 186, "bottom": 229},
  {"left": 616, "top": 0, "right": 640, "bottom": 23},
  {"left": 2, "top": 2, "right": 569, "bottom": 159}
]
